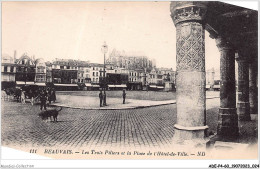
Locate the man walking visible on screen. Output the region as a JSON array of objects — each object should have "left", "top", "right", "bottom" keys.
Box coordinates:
[
  {"left": 99, "top": 90, "right": 103, "bottom": 107},
  {"left": 40, "top": 90, "right": 47, "bottom": 111},
  {"left": 103, "top": 90, "right": 107, "bottom": 106},
  {"left": 21, "top": 89, "right": 25, "bottom": 104},
  {"left": 122, "top": 89, "right": 126, "bottom": 104}
]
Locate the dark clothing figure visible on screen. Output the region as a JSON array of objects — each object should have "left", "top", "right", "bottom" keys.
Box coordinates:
[
  {"left": 52, "top": 90, "right": 56, "bottom": 102},
  {"left": 40, "top": 90, "right": 47, "bottom": 110},
  {"left": 103, "top": 91, "right": 107, "bottom": 106},
  {"left": 99, "top": 91, "right": 103, "bottom": 107},
  {"left": 47, "top": 90, "right": 52, "bottom": 104},
  {"left": 122, "top": 90, "right": 126, "bottom": 104}
]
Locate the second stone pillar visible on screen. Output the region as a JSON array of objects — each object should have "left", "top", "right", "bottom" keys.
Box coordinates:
[
  {"left": 216, "top": 37, "right": 239, "bottom": 138},
  {"left": 236, "top": 53, "right": 251, "bottom": 121},
  {"left": 249, "top": 57, "right": 258, "bottom": 114}
]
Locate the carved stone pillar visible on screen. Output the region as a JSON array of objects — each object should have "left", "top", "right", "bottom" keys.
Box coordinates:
[
  {"left": 170, "top": 2, "right": 208, "bottom": 144},
  {"left": 249, "top": 57, "right": 258, "bottom": 114},
  {"left": 236, "top": 53, "right": 250, "bottom": 121},
  {"left": 215, "top": 37, "right": 239, "bottom": 138}
]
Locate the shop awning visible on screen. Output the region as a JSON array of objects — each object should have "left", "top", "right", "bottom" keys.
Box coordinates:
[
  {"left": 149, "top": 85, "right": 164, "bottom": 89},
  {"left": 85, "top": 83, "right": 92, "bottom": 87},
  {"left": 16, "top": 81, "right": 35, "bottom": 85},
  {"left": 92, "top": 84, "right": 100, "bottom": 88},
  {"left": 108, "top": 85, "right": 115, "bottom": 87},
  {"left": 156, "top": 86, "right": 164, "bottom": 89},
  {"left": 149, "top": 85, "right": 157, "bottom": 88},
  {"left": 108, "top": 84, "right": 127, "bottom": 88},
  {"left": 35, "top": 83, "right": 46, "bottom": 86},
  {"left": 115, "top": 84, "right": 127, "bottom": 88},
  {"left": 16, "top": 81, "right": 25, "bottom": 85},
  {"left": 54, "top": 83, "right": 78, "bottom": 87},
  {"left": 26, "top": 82, "right": 35, "bottom": 85}
]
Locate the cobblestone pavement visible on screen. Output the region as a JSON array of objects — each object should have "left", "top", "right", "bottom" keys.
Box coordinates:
[
  {"left": 2, "top": 98, "right": 220, "bottom": 149},
  {"left": 54, "top": 95, "right": 176, "bottom": 110},
  {"left": 53, "top": 91, "right": 219, "bottom": 110}
]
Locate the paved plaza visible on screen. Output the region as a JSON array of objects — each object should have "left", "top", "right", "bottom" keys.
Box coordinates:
[
  {"left": 1, "top": 91, "right": 257, "bottom": 151},
  {"left": 53, "top": 91, "right": 220, "bottom": 110},
  {"left": 2, "top": 91, "right": 219, "bottom": 149}
]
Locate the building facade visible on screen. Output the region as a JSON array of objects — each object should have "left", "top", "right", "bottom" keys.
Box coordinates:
[
  {"left": 15, "top": 53, "right": 36, "bottom": 85},
  {"left": 1, "top": 54, "right": 16, "bottom": 89},
  {"left": 35, "top": 58, "right": 46, "bottom": 83},
  {"left": 1, "top": 53, "right": 176, "bottom": 91}
]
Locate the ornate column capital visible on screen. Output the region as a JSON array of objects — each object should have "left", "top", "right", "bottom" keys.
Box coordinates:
[
  {"left": 170, "top": 1, "right": 208, "bottom": 26},
  {"left": 215, "top": 37, "right": 234, "bottom": 52}
]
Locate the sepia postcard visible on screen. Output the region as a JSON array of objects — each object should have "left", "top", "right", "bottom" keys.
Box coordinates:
[{"left": 1, "top": 1, "right": 259, "bottom": 168}]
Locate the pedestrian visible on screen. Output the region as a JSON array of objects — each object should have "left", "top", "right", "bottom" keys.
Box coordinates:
[
  {"left": 29, "top": 89, "right": 34, "bottom": 105},
  {"left": 21, "top": 89, "right": 25, "bottom": 104},
  {"left": 122, "top": 89, "right": 126, "bottom": 104},
  {"left": 103, "top": 90, "right": 107, "bottom": 106},
  {"left": 52, "top": 88, "right": 56, "bottom": 103},
  {"left": 40, "top": 90, "right": 47, "bottom": 111},
  {"left": 99, "top": 90, "right": 103, "bottom": 107},
  {"left": 47, "top": 89, "right": 52, "bottom": 104}
]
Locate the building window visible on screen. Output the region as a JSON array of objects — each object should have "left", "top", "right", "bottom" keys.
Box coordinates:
[
  {"left": 4, "top": 66, "right": 7, "bottom": 72},
  {"left": 10, "top": 67, "right": 14, "bottom": 72},
  {"left": 96, "top": 78, "right": 98, "bottom": 82},
  {"left": 93, "top": 72, "right": 95, "bottom": 76},
  {"left": 60, "top": 66, "right": 64, "bottom": 69},
  {"left": 96, "top": 72, "right": 98, "bottom": 76}
]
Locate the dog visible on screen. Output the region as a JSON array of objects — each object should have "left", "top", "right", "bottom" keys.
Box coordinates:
[{"left": 38, "top": 107, "right": 62, "bottom": 122}]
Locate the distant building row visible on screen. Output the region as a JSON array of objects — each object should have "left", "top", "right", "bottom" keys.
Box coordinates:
[{"left": 1, "top": 52, "right": 176, "bottom": 91}]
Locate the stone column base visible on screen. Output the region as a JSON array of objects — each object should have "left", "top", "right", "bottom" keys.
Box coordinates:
[
  {"left": 237, "top": 102, "right": 251, "bottom": 121},
  {"left": 217, "top": 108, "right": 239, "bottom": 138},
  {"left": 173, "top": 124, "right": 208, "bottom": 148}
]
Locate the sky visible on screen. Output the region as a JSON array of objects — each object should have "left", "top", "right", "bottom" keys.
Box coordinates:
[{"left": 2, "top": 1, "right": 258, "bottom": 72}]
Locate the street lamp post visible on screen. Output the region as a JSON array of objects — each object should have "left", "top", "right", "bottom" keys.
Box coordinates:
[
  {"left": 101, "top": 41, "right": 108, "bottom": 86},
  {"left": 101, "top": 42, "right": 108, "bottom": 105}
]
